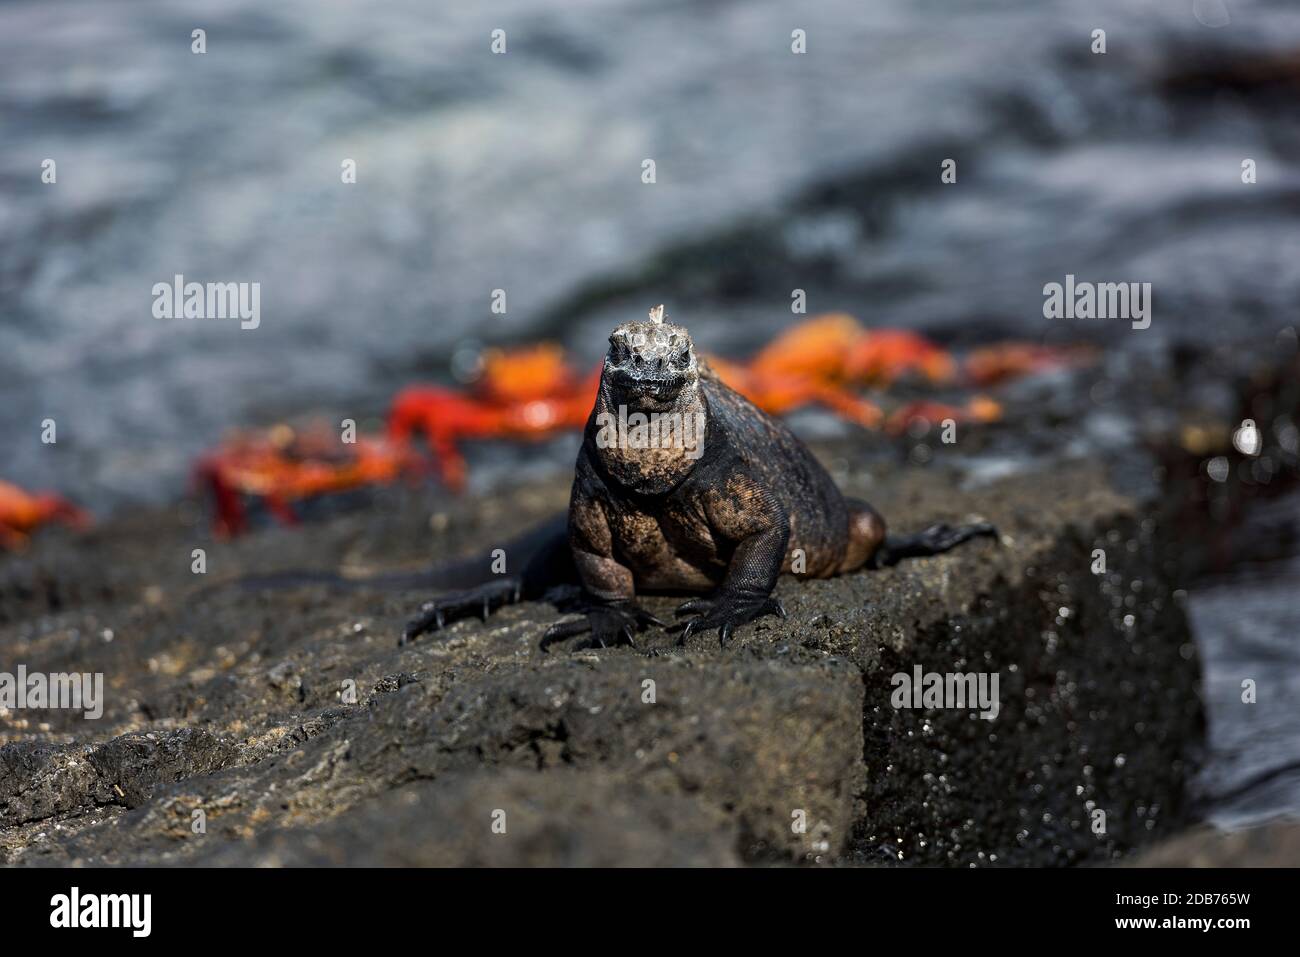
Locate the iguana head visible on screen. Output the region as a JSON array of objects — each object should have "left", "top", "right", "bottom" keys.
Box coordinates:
[{"left": 603, "top": 304, "right": 700, "bottom": 411}]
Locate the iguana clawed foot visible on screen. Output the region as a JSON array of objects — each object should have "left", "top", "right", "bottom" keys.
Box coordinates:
[
  {"left": 673, "top": 592, "right": 787, "bottom": 647},
  {"left": 402, "top": 577, "right": 523, "bottom": 645},
  {"left": 540, "top": 599, "right": 666, "bottom": 652}
]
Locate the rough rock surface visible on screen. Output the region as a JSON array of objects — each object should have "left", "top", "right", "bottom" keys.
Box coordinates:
[{"left": 0, "top": 451, "right": 1203, "bottom": 866}]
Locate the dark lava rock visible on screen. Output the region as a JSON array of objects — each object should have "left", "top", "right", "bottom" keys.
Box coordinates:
[
  {"left": 0, "top": 457, "right": 1203, "bottom": 866},
  {"left": 189, "top": 769, "right": 745, "bottom": 868}
]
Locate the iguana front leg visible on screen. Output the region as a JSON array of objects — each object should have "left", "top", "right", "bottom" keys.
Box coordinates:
[
  {"left": 540, "top": 482, "right": 663, "bottom": 651},
  {"left": 675, "top": 477, "right": 790, "bottom": 646}
]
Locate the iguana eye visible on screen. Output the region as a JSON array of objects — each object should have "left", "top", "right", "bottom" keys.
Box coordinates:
[{"left": 671, "top": 348, "right": 690, "bottom": 367}]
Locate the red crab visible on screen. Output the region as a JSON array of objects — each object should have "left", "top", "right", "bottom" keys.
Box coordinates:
[
  {"left": 193, "top": 423, "right": 425, "bottom": 537},
  {"left": 0, "top": 479, "right": 92, "bottom": 550},
  {"left": 388, "top": 344, "right": 601, "bottom": 491}
]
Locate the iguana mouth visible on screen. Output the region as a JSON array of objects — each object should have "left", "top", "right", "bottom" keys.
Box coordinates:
[{"left": 609, "top": 368, "right": 686, "bottom": 401}]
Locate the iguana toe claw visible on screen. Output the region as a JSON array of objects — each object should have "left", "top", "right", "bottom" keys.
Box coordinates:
[{"left": 674, "top": 593, "right": 786, "bottom": 647}]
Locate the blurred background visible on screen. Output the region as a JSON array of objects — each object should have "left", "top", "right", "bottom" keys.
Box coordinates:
[
  {"left": 3, "top": 0, "right": 1300, "bottom": 832},
  {"left": 2, "top": 0, "right": 1298, "bottom": 508}
]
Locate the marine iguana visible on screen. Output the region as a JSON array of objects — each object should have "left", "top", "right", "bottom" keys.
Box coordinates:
[{"left": 403, "top": 305, "right": 995, "bottom": 650}]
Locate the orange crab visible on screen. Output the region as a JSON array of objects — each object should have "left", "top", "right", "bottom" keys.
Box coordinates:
[
  {"left": 705, "top": 354, "right": 885, "bottom": 429},
  {"left": 704, "top": 314, "right": 883, "bottom": 427},
  {"left": 964, "top": 342, "right": 1096, "bottom": 386},
  {"left": 389, "top": 343, "right": 601, "bottom": 491},
  {"left": 193, "top": 423, "right": 425, "bottom": 536},
  {"left": 0, "top": 479, "right": 92, "bottom": 550},
  {"left": 705, "top": 314, "right": 970, "bottom": 427},
  {"left": 847, "top": 328, "right": 958, "bottom": 386},
  {"left": 721, "top": 313, "right": 956, "bottom": 387}
]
